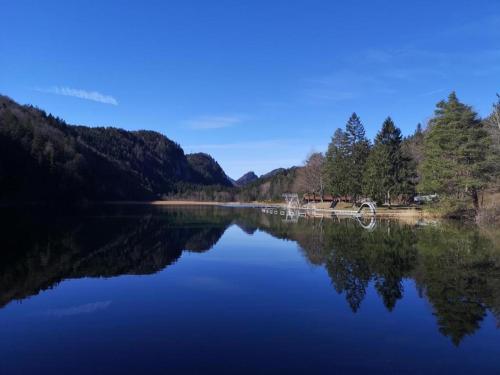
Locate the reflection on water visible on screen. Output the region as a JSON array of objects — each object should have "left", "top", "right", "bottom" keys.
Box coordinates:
[{"left": 1, "top": 205, "right": 499, "bottom": 372}]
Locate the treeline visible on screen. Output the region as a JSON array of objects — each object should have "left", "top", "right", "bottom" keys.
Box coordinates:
[
  {"left": 168, "top": 167, "right": 300, "bottom": 202},
  {"left": 299, "top": 92, "right": 499, "bottom": 218}
]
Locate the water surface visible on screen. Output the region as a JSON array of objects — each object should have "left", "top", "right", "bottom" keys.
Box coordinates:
[{"left": 1, "top": 205, "right": 499, "bottom": 374}]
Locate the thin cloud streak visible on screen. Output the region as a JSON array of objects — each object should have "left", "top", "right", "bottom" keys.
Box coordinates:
[
  {"left": 186, "top": 115, "right": 244, "bottom": 130},
  {"left": 37, "top": 86, "right": 118, "bottom": 105},
  {"left": 304, "top": 89, "right": 356, "bottom": 102},
  {"left": 420, "top": 88, "right": 447, "bottom": 97},
  {"left": 186, "top": 139, "right": 299, "bottom": 150}
]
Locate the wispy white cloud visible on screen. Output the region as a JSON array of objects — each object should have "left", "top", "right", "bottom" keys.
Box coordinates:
[
  {"left": 302, "top": 47, "right": 455, "bottom": 103},
  {"left": 37, "top": 86, "right": 118, "bottom": 105},
  {"left": 304, "top": 89, "right": 356, "bottom": 102},
  {"left": 222, "top": 158, "right": 302, "bottom": 169},
  {"left": 364, "top": 49, "right": 394, "bottom": 64},
  {"left": 185, "top": 115, "right": 244, "bottom": 130},
  {"left": 441, "top": 14, "right": 500, "bottom": 38},
  {"left": 302, "top": 70, "right": 386, "bottom": 104},
  {"left": 420, "top": 88, "right": 447, "bottom": 97},
  {"left": 186, "top": 138, "right": 298, "bottom": 150}
]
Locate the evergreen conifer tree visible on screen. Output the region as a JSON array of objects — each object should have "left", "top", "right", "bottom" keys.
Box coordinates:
[
  {"left": 324, "top": 128, "right": 350, "bottom": 196},
  {"left": 419, "top": 92, "right": 494, "bottom": 212},
  {"left": 325, "top": 114, "right": 370, "bottom": 201},
  {"left": 363, "top": 117, "right": 415, "bottom": 205},
  {"left": 345, "top": 113, "right": 370, "bottom": 201}
]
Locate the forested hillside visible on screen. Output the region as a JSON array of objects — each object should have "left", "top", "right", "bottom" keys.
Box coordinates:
[
  {"left": 236, "top": 167, "right": 301, "bottom": 201},
  {"left": 0, "top": 95, "right": 231, "bottom": 202},
  {"left": 186, "top": 153, "right": 233, "bottom": 186},
  {"left": 235, "top": 171, "right": 258, "bottom": 186}
]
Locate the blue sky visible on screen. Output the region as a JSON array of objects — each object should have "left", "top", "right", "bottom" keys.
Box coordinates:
[{"left": 1, "top": 1, "right": 499, "bottom": 178}]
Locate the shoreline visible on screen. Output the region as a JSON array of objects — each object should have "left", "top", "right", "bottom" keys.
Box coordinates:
[
  {"left": 101, "top": 200, "right": 436, "bottom": 219},
  {"left": 0, "top": 199, "right": 472, "bottom": 221}
]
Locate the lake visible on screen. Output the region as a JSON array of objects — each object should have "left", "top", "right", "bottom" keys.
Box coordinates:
[{"left": 1, "top": 205, "right": 499, "bottom": 374}]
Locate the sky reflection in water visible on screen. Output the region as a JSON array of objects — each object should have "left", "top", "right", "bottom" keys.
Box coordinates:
[{"left": 0, "top": 206, "right": 499, "bottom": 374}]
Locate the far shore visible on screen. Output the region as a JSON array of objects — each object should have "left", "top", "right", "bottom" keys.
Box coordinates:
[
  {"left": 102, "top": 200, "right": 436, "bottom": 219},
  {"left": 102, "top": 200, "right": 258, "bottom": 206},
  {"left": 0, "top": 199, "right": 444, "bottom": 220}
]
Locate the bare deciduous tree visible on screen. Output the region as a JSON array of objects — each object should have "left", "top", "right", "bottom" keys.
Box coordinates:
[
  {"left": 489, "top": 94, "right": 500, "bottom": 131},
  {"left": 298, "top": 152, "right": 326, "bottom": 201}
]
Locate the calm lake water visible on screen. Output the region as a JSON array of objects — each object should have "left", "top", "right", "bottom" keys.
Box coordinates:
[{"left": 1, "top": 205, "right": 499, "bottom": 374}]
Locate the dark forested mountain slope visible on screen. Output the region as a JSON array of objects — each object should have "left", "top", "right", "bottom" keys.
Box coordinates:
[
  {"left": 0, "top": 95, "right": 230, "bottom": 202},
  {"left": 235, "top": 171, "right": 258, "bottom": 186},
  {"left": 236, "top": 166, "right": 301, "bottom": 201},
  {"left": 260, "top": 168, "right": 286, "bottom": 180},
  {"left": 186, "top": 153, "right": 233, "bottom": 186}
]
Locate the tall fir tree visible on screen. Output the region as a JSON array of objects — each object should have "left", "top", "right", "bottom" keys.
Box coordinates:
[
  {"left": 346, "top": 113, "right": 366, "bottom": 144},
  {"left": 345, "top": 113, "right": 371, "bottom": 200},
  {"left": 419, "top": 92, "right": 494, "bottom": 212},
  {"left": 363, "top": 117, "right": 415, "bottom": 205},
  {"left": 324, "top": 128, "right": 350, "bottom": 196},
  {"left": 325, "top": 113, "right": 370, "bottom": 201},
  {"left": 401, "top": 123, "right": 425, "bottom": 186}
]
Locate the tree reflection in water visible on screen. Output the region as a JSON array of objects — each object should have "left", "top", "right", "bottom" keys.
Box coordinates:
[{"left": 0, "top": 205, "right": 499, "bottom": 345}]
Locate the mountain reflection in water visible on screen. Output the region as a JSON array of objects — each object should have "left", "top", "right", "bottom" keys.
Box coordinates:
[{"left": 1, "top": 205, "right": 499, "bottom": 348}]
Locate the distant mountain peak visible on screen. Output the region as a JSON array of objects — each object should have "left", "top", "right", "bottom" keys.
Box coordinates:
[
  {"left": 260, "top": 168, "right": 286, "bottom": 179},
  {"left": 235, "top": 171, "right": 258, "bottom": 186},
  {"left": 186, "top": 153, "right": 233, "bottom": 187}
]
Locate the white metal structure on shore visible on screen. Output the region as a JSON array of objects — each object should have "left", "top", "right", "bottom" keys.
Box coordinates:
[
  {"left": 260, "top": 194, "right": 376, "bottom": 228},
  {"left": 265, "top": 194, "right": 377, "bottom": 217},
  {"left": 260, "top": 205, "right": 376, "bottom": 230}
]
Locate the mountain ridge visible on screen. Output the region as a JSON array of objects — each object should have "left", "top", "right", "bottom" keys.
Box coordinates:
[
  {"left": 235, "top": 171, "right": 259, "bottom": 186},
  {"left": 0, "top": 95, "right": 233, "bottom": 202}
]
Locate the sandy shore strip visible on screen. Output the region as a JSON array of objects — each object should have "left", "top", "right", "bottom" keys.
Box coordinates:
[
  {"left": 101, "top": 200, "right": 281, "bottom": 208},
  {"left": 101, "top": 200, "right": 430, "bottom": 217}
]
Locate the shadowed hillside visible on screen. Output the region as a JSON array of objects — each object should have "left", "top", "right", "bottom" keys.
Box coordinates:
[{"left": 0, "top": 95, "right": 232, "bottom": 202}]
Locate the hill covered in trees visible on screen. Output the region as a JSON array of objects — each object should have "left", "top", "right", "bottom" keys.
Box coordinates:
[
  {"left": 236, "top": 167, "right": 301, "bottom": 201},
  {"left": 0, "top": 95, "right": 232, "bottom": 202},
  {"left": 235, "top": 171, "right": 259, "bottom": 186},
  {"left": 186, "top": 153, "right": 233, "bottom": 186}
]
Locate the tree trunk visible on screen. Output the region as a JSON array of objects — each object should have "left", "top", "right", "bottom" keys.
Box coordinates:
[{"left": 471, "top": 188, "right": 479, "bottom": 213}]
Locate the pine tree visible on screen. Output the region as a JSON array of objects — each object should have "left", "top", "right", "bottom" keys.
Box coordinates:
[
  {"left": 324, "top": 128, "right": 350, "bottom": 196},
  {"left": 325, "top": 114, "right": 370, "bottom": 201},
  {"left": 401, "top": 123, "right": 425, "bottom": 186},
  {"left": 363, "top": 117, "right": 415, "bottom": 205},
  {"left": 419, "top": 92, "right": 494, "bottom": 212},
  {"left": 346, "top": 112, "right": 366, "bottom": 145},
  {"left": 345, "top": 113, "right": 370, "bottom": 201},
  {"left": 363, "top": 144, "right": 388, "bottom": 203}
]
